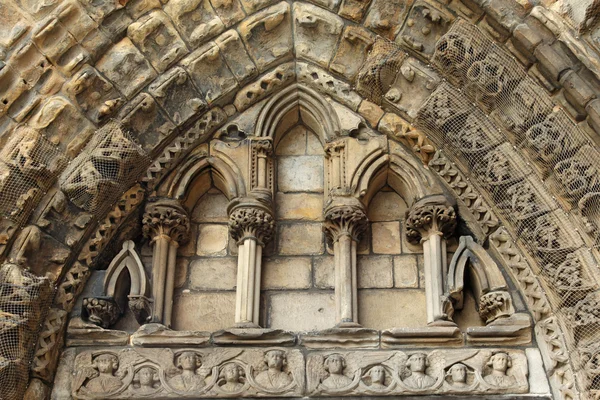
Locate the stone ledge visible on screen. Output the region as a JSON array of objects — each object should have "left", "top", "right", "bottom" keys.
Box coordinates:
[
  {"left": 212, "top": 328, "right": 296, "bottom": 346},
  {"left": 130, "top": 323, "right": 211, "bottom": 347},
  {"left": 299, "top": 327, "right": 380, "bottom": 349},
  {"left": 381, "top": 325, "right": 463, "bottom": 347}
]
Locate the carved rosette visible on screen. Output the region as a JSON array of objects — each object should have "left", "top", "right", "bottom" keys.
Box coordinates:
[
  {"left": 142, "top": 199, "right": 190, "bottom": 244},
  {"left": 405, "top": 195, "right": 457, "bottom": 244},
  {"left": 479, "top": 291, "right": 513, "bottom": 323},
  {"left": 228, "top": 206, "right": 275, "bottom": 245},
  {"left": 324, "top": 202, "right": 368, "bottom": 243},
  {"left": 82, "top": 297, "right": 121, "bottom": 328}
]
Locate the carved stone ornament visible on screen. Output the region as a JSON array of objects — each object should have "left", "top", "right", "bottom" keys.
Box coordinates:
[
  {"left": 405, "top": 195, "right": 457, "bottom": 244},
  {"left": 228, "top": 203, "right": 275, "bottom": 245},
  {"left": 479, "top": 291, "right": 513, "bottom": 324},
  {"left": 82, "top": 297, "right": 122, "bottom": 329},
  {"left": 142, "top": 199, "right": 190, "bottom": 244},
  {"left": 71, "top": 347, "right": 304, "bottom": 398},
  {"left": 323, "top": 199, "right": 368, "bottom": 242},
  {"left": 128, "top": 296, "right": 152, "bottom": 325}
]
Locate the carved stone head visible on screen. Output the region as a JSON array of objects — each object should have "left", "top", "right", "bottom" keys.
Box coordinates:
[
  {"left": 324, "top": 354, "right": 346, "bottom": 375},
  {"left": 93, "top": 353, "right": 119, "bottom": 374},
  {"left": 264, "top": 350, "right": 286, "bottom": 370},
  {"left": 176, "top": 351, "right": 202, "bottom": 371},
  {"left": 407, "top": 353, "right": 429, "bottom": 373}
]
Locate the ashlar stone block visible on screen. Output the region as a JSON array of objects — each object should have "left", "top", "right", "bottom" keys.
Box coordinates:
[
  {"left": 164, "top": 0, "right": 225, "bottom": 46},
  {"left": 182, "top": 42, "right": 238, "bottom": 104},
  {"left": 173, "top": 292, "right": 235, "bottom": 331},
  {"left": 277, "top": 156, "right": 324, "bottom": 192},
  {"left": 278, "top": 223, "right": 325, "bottom": 255},
  {"left": 367, "top": 190, "right": 407, "bottom": 221},
  {"left": 269, "top": 292, "right": 335, "bottom": 331},
  {"left": 96, "top": 38, "right": 157, "bottom": 99},
  {"left": 293, "top": 2, "right": 343, "bottom": 67},
  {"left": 393, "top": 254, "right": 418, "bottom": 288},
  {"left": 192, "top": 192, "right": 229, "bottom": 222},
  {"left": 358, "top": 256, "right": 393, "bottom": 288},
  {"left": 197, "top": 224, "right": 229, "bottom": 256},
  {"left": 238, "top": 2, "right": 293, "bottom": 71},
  {"left": 371, "top": 221, "right": 402, "bottom": 254},
  {"left": 189, "top": 257, "right": 237, "bottom": 290},
  {"left": 276, "top": 193, "right": 323, "bottom": 221},
  {"left": 148, "top": 67, "right": 205, "bottom": 126},
  {"left": 128, "top": 10, "right": 189, "bottom": 72},
  {"left": 358, "top": 289, "right": 426, "bottom": 329},
  {"left": 263, "top": 257, "right": 312, "bottom": 289},
  {"left": 314, "top": 256, "right": 334, "bottom": 289},
  {"left": 215, "top": 30, "right": 258, "bottom": 84}
]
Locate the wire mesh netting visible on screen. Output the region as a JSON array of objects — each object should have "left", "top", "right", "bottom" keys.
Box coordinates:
[
  {"left": 0, "top": 262, "right": 51, "bottom": 400},
  {"left": 0, "top": 125, "right": 64, "bottom": 220},
  {"left": 59, "top": 121, "right": 150, "bottom": 217}
]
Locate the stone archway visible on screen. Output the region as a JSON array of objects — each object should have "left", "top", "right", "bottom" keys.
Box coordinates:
[{"left": 1, "top": 1, "right": 600, "bottom": 399}]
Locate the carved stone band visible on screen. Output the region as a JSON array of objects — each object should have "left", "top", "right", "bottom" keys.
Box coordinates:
[
  {"left": 324, "top": 200, "right": 368, "bottom": 243},
  {"left": 142, "top": 198, "right": 190, "bottom": 244},
  {"left": 228, "top": 205, "right": 275, "bottom": 245},
  {"left": 405, "top": 195, "right": 457, "bottom": 244}
]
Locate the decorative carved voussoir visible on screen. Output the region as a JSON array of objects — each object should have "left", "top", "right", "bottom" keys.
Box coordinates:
[
  {"left": 323, "top": 199, "right": 368, "bottom": 243},
  {"left": 142, "top": 199, "right": 190, "bottom": 244},
  {"left": 228, "top": 204, "right": 275, "bottom": 245},
  {"left": 405, "top": 195, "right": 457, "bottom": 244}
]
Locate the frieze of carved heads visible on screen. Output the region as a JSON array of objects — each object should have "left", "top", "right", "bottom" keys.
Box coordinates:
[
  {"left": 306, "top": 349, "right": 528, "bottom": 396},
  {"left": 405, "top": 195, "right": 456, "bottom": 244},
  {"left": 323, "top": 199, "right": 368, "bottom": 243},
  {"left": 142, "top": 198, "right": 190, "bottom": 244},
  {"left": 228, "top": 204, "right": 275, "bottom": 245},
  {"left": 82, "top": 297, "right": 121, "bottom": 329},
  {"left": 71, "top": 348, "right": 304, "bottom": 398}
]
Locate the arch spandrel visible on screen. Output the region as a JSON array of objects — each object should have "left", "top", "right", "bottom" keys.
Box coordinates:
[{"left": 2, "top": 1, "right": 600, "bottom": 399}]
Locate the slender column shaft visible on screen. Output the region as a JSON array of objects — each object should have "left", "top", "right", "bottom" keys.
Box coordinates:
[
  {"left": 163, "top": 241, "right": 179, "bottom": 327},
  {"left": 336, "top": 234, "right": 357, "bottom": 323},
  {"left": 151, "top": 235, "right": 170, "bottom": 323},
  {"left": 423, "top": 233, "right": 445, "bottom": 324}
]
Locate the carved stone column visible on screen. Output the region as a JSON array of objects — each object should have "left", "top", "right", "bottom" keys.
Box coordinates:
[
  {"left": 142, "top": 198, "right": 189, "bottom": 327},
  {"left": 406, "top": 195, "right": 457, "bottom": 325},
  {"left": 228, "top": 198, "right": 275, "bottom": 328},
  {"left": 324, "top": 197, "right": 368, "bottom": 327}
]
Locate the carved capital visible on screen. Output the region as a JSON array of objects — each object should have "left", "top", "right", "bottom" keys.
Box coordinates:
[
  {"left": 82, "top": 297, "right": 121, "bottom": 329},
  {"left": 228, "top": 201, "right": 275, "bottom": 245},
  {"left": 323, "top": 198, "right": 368, "bottom": 242},
  {"left": 405, "top": 195, "right": 457, "bottom": 244},
  {"left": 479, "top": 291, "right": 513, "bottom": 323},
  {"left": 142, "top": 198, "right": 190, "bottom": 244}
]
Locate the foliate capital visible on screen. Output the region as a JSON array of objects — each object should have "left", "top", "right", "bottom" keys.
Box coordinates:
[
  {"left": 142, "top": 198, "right": 190, "bottom": 244},
  {"left": 405, "top": 195, "right": 457, "bottom": 244},
  {"left": 323, "top": 197, "right": 368, "bottom": 243},
  {"left": 228, "top": 200, "right": 275, "bottom": 245}
]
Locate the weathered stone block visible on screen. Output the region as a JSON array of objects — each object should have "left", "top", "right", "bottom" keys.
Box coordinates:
[
  {"left": 215, "top": 30, "right": 258, "bottom": 84},
  {"left": 118, "top": 93, "right": 176, "bottom": 153},
  {"left": 560, "top": 70, "right": 596, "bottom": 113},
  {"left": 367, "top": 190, "right": 407, "bottom": 222},
  {"left": 397, "top": 1, "right": 453, "bottom": 58},
  {"left": 189, "top": 257, "right": 237, "bottom": 289},
  {"left": 192, "top": 192, "right": 229, "bottom": 222},
  {"left": 173, "top": 292, "right": 235, "bottom": 331},
  {"left": 277, "top": 156, "right": 324, "bottom": 192},
  {"left": 164, "top": 0, "right": 225, "bottom": 46},
  {"left": 197, "top": 224, "right": 229, "bottom": 256},
  {"left": 314, "top": 256, "right": 334, "bottom": 289},
  {"left": 339, "top": 0, "right": 373, "bottom": 21},
  {"left": 276, "top": 193, "right": 323, "bottom": 221},
  {"left": 238, "top": 2, "right": 293, "bottom": 71},
  {"left": 371, "top": 221, "right": 401, "bottom": 254},
  {"left": 263, "top": 257, "right": 312, "bottom": 289},
  {"left": 148, "top": 67, "right": 205, "bottom": 126},
  {"left": 269, "top": 291, "right": 335, "bottom": 331},
  {"left": 233, "top": 63, "right": 295, "bottom": 111},
  {"left": 278, "top": 223, "right": 324, "bottom": 255},
  {"left": 210, "top": 0, "right": 246, "bottom": 27},
  {"left": 331, "top": 26, "right": 375, "bottom": 80},
  {"left": 393, "top": 255, "right": 418, "bottom": 288},
  {"left": 358, "top": 289, "right": 426, "bottom": 329},
  {"left": 276, "top": 125, "right": 308, "bottom": 155},
  {"left": 365, "top": 0, "right": 413, "bottom": 39},
  {"left": 357, "top": 256, "right": 393, "bottom": 288},
  {"left": 128, "top": 10, "right": 189, "bottom": 72},
  {"left": 175, "top": 258, "right": 189, "bottom": 288},
  {"left": 293, "top": 2, "right": 343, "bottom": 67},
  {"left": 297, "top": 63, "right": 362, "bottom": 111},
  {"left": 182, "top": 42, "right": 238, "bottom": 104},
  {"left": 238, "top": 0, "right": 277, "bottom": 15},
  {"left": 534, "top": 43, "right": 572, "bottom": 84}
]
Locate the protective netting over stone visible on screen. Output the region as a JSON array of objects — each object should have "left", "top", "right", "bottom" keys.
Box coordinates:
[
  {"left": 59, "top": 121, "right": 150, "bottom": 216},
  {"left": 0, "top": 262, "right": 51, "bottom": 400},
  {"left": 409, "top": 20, "right": 600, "bottom": 394},
  {"left": 0, "top": 126, "right": 63, "bottom": 220}
]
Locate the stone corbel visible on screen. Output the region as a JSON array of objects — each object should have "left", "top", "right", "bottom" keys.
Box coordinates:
[
  {"left": 406, "top": 194, "right": 457, "bottom": 325},
  {"left": 142, "top": 198, "right": 190, "bottom": 327},
  {"left": 228, "top": 197, "right": 275, "bottom": 327},
  {"left": 323, "top": 196, "right": 368, "bottom": 327}
]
